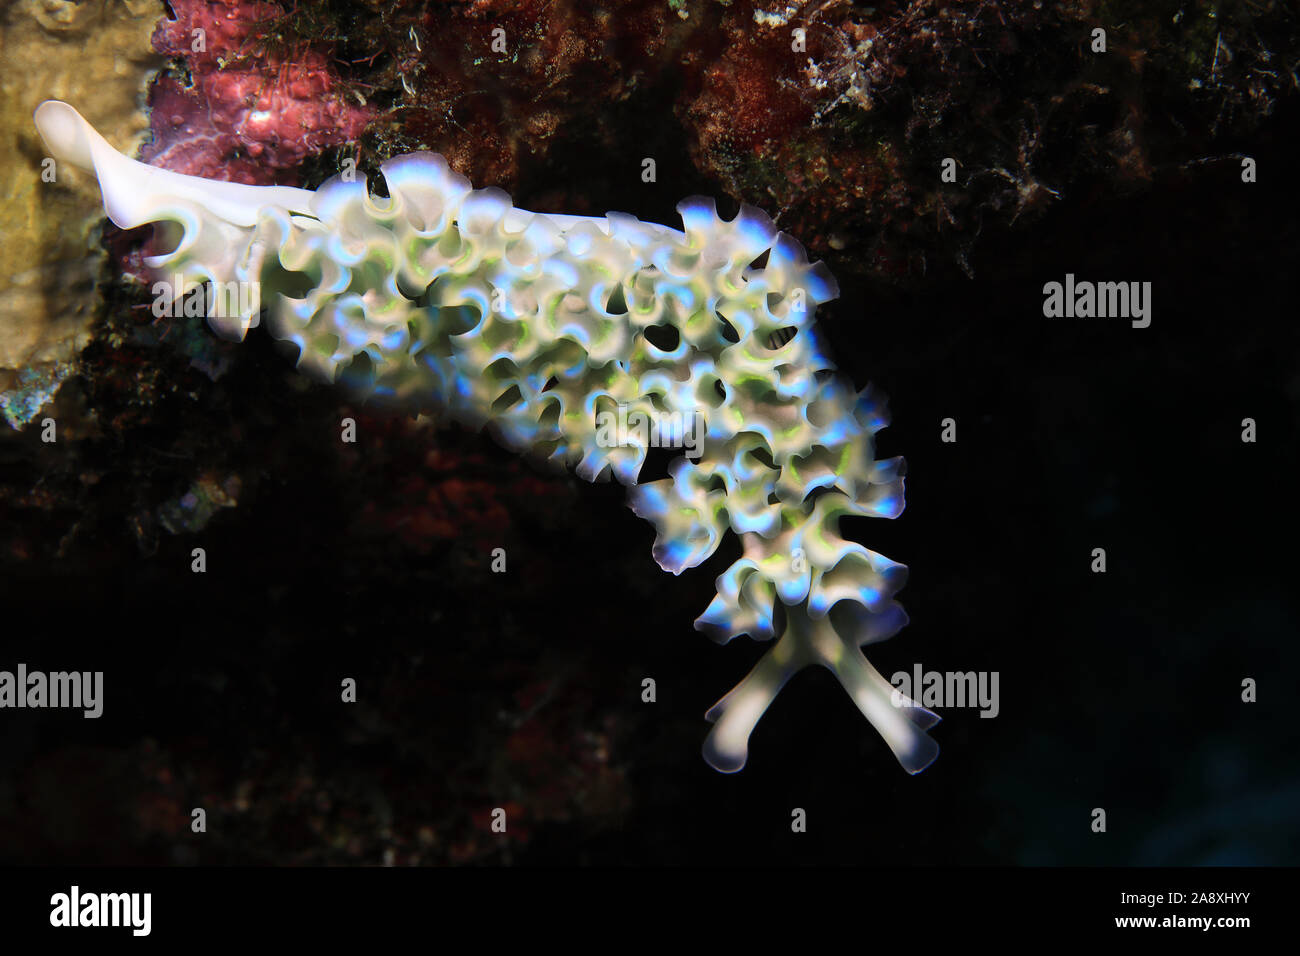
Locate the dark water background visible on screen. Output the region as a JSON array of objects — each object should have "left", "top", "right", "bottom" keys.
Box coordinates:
[{"left": 1, "top": 96, "right": 1297, "bottom": 867}]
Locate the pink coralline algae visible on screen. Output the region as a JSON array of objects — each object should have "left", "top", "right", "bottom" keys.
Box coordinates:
[{"left": 142, "top": 0, "right": 372, "bottom": 183}]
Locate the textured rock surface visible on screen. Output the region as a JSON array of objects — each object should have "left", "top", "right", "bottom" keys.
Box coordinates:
[
  {"left": 143, "top": 0, "right": 373, "bottom": 183},
  {"left": 0, "top": 0, "right": 161, "bottom": 426}
]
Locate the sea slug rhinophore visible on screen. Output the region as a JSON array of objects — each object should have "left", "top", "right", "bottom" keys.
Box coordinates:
[{"left": 34, "top": 100, "right": 940, "bottom": 774}]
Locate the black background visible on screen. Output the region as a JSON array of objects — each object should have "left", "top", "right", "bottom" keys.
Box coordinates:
[{"left": 1, "top": 99, "right": 1297, "bottom": 868}]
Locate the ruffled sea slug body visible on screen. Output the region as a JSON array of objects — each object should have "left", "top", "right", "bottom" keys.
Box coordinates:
[{"left": 34, "top": 100, "right": 940, "bottom": 774}]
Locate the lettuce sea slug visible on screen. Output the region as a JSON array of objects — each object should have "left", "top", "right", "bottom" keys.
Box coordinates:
[{"left": 34, "top": 100, "right": 939, "bottom": 774}]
